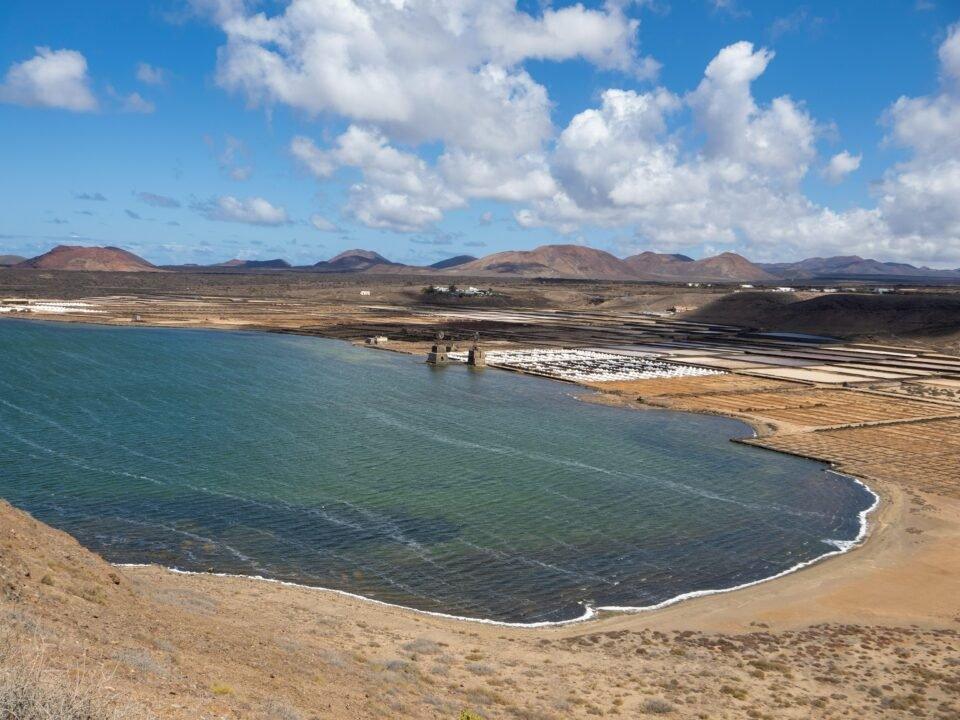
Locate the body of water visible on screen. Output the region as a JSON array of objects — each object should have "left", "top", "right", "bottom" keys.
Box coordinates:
[{"left": 0, "top": 320, "right": 875, "bottom": 624}]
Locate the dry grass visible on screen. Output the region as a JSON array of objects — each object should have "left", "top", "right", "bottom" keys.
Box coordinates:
[{"left": 0, "top": 637, "right": 148, "bottom": 720}]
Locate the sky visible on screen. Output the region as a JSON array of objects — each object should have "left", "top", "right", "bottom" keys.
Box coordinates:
[{"left": 1, "top": 0, "right": 959, "bottom": 268}]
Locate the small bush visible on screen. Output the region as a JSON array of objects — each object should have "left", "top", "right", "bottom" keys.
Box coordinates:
[
  {"left": 641, "top": 698, "right": 674, "bottom": 714},
  {"left": 402, "top": 638, "right": 441, "bottom": 655}
]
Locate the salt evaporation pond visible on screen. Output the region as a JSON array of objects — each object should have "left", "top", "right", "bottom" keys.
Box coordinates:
[{"left": 0, "top": 320, "right": 875, "bottom": 624}]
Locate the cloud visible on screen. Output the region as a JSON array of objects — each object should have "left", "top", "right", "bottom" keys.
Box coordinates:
[
  {"left": 479, "top": 211, "right": 494, "bottom": 226},
  {"left": 197, "top": 0, "right": 652, "bottom": 156},
  {"left": 0, "top": 47, "right": 97, "bottom": 112},
  {"left": 205, "top": 135, "right": 252, "bottom": 180},
  {"left": 768, "top": 7, "right": 826, "bottom": 40},
  {"left": 309, "top": 213, "right": 336, "bottom": 231},
  {"left": 874, "top": 24, "right": 960, "bottom": 261},
  {"left": 709, "top": 0, "right": 749, "bottom": 18},
  {"left": 290, "top": 136, "right": 336, "bottom": 178},
  {"left": 940, "top": 21, "right": 960, "bottom": 86},
  {"left": 293, "top": 127, "right": 464, "bottom": 231},
  {"left": 512, "top": 43, "right": 852, "bottom": 252},
  {"left": 194, "top": 195, "right": 289, "bottom": 225},
  {"left": 438, "top": 150, "right": 557, "bottom": 202},
  {"left": 822, "top": 151, "right": 861, "bottom": 183},
  {"left": 121, "top": 91, "right": 155, "bottom": 114},
  {"left": 513, "top": 31, "right": 960, "bottom": 265},
  {"left": 74, "top": 192, "right": 107, "bottom": 201},
  {"left": 136, "top": 62, "right": 167, "bottom": 86},
  {"left": 125, "top": 209, "right": 143, "bottom": 220},
  {"left": 137, "top": 191, "right": 181, "bottom": 208}
]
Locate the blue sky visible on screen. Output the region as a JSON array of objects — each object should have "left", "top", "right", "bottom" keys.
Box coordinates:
[{"left": 1, "top": 1, "right": 959, "bottom": 266}]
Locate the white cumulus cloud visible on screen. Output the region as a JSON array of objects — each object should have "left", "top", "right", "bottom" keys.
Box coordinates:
[
  {"left": 196, "top": 0, "right": 651, "bottom": 155},
  {"left": 823, "top": 151, "right": 862, "bottom": 184},
  {"left": 195, "top": 196, "right": 289, "bottom": 225},
  {"left": 292, "top": 128, "right": 464, "bottom": 232},
  {"left": 0, "top": 47, "right": 97, "bottom": 112}
]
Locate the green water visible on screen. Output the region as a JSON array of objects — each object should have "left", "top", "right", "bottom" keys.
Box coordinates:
[{"left": 0, "top": 319, "right": 874, "bottom": 623}]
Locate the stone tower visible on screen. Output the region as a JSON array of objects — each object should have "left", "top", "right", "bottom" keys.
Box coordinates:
[{"left": 467, "top": 332, "right": 486, "bottom": 367}]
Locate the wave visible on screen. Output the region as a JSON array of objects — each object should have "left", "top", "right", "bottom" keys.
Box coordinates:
[{"left": 115, "top": 473, "right": 880, "bottom": 629}]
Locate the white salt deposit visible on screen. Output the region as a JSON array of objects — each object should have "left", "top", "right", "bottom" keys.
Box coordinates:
[
  {"left": 447, "top": 348, "right": 723, "bottom": 382},
  {"left": 0, "top": 300, "right": 102, "bottom": 314}
]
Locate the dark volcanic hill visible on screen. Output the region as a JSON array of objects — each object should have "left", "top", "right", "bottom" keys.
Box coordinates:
[
  {"left": 690, "top": 291, "right": 960, "bottom": 339},
  {"left": 313, "top": 249, "right": 398, "bottom": 272},
  {"left": 214, "top": 258, "right": 291, "bottom": 269},
  {"left": 430, "top": 255, "right": 477, "bottom": 270},
  {"left": 17, "top": 245, "right": 158, "bottom": 272},
  {"left": 0, "top": 254, "right": 27, "bottom": 267},
  {"left": 624, "top": 251, "right": 775, "bottom": 282},
  {"left": 453, "top": 244, "right": 636, "bottom": 279},
  {"left": 761, "top": 256, "right": 960, "bottom": 281}
]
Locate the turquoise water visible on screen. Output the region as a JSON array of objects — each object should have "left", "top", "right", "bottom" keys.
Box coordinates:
[{"left": 0, "top": 320, "right": 874, "bottom": 623}]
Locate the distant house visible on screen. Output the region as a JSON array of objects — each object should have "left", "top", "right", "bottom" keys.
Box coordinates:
[
  {"left": 365, "top": 336, "right": 388, "bottom": 345},
  {"left": 360, "top": 289, "right": 371, "bottom": 296},
  {"left": 773, "top": 286, "right": 795, "bottom": 293},
  {"left": 739, "top": 284, "right": 754, "bottom": 289}
]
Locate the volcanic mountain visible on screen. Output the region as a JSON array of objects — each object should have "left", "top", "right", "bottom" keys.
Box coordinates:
[
  {"left": 430, "top": 255, "right": 477, "bottom": 270},
  {"left": 453, "top": 244, "right": 637, "bottom": 279},
  {"left": 760, "top": 256, "right": 960, "bottom": 281},
  {"left": 17, "top": 245, "right": 158, "bottom": 272},
  {"left": 0, "top": 254, "right": 27, "bottom": 267},
  {"left": 623, "top": 251, "right": 775, "bottom": 282},
  {"left": 214, "top": 258, "right": 291, "bottom": 269},
  {"left": 313, "top": 249, "right": 398, "bottom": 272}
]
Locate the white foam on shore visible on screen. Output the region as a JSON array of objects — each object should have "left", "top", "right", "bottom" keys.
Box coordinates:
[{"left": 115, "top": 472, "right": 880, "bottom": 629}]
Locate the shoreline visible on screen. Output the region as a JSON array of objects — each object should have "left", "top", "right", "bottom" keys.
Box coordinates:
[
  {"left": 112, "top": 469, "right": 878, "bottom": 629},
  {"left": 2, "top": 312, "right": 892, "bottom": 630}
]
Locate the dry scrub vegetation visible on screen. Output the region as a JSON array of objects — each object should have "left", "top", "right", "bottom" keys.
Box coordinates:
[{"left": 0, "top": 635, "right": 147, "bottom": 720}]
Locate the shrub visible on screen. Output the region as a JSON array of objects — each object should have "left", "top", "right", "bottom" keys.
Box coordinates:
[{"left": 641, "top": 698, "right": 674, "bottom": 714}]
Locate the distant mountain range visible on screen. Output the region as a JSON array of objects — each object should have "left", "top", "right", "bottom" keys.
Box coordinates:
[
  {"left": 214, "top": 258, "right": 291, "bottom": 269},
  {"left": 0, "top": 254, "right": 26, "bottom": 267},
  {"left": 5, "top": 244, "right": 960, "bottom": 283},
  {"left": 759, "top": 256, "right": 960, "bottom": 280}
]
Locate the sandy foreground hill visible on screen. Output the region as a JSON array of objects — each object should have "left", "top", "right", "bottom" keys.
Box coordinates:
[{"left": 2, "top": 449, "right": 960, "bottom": 718}]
